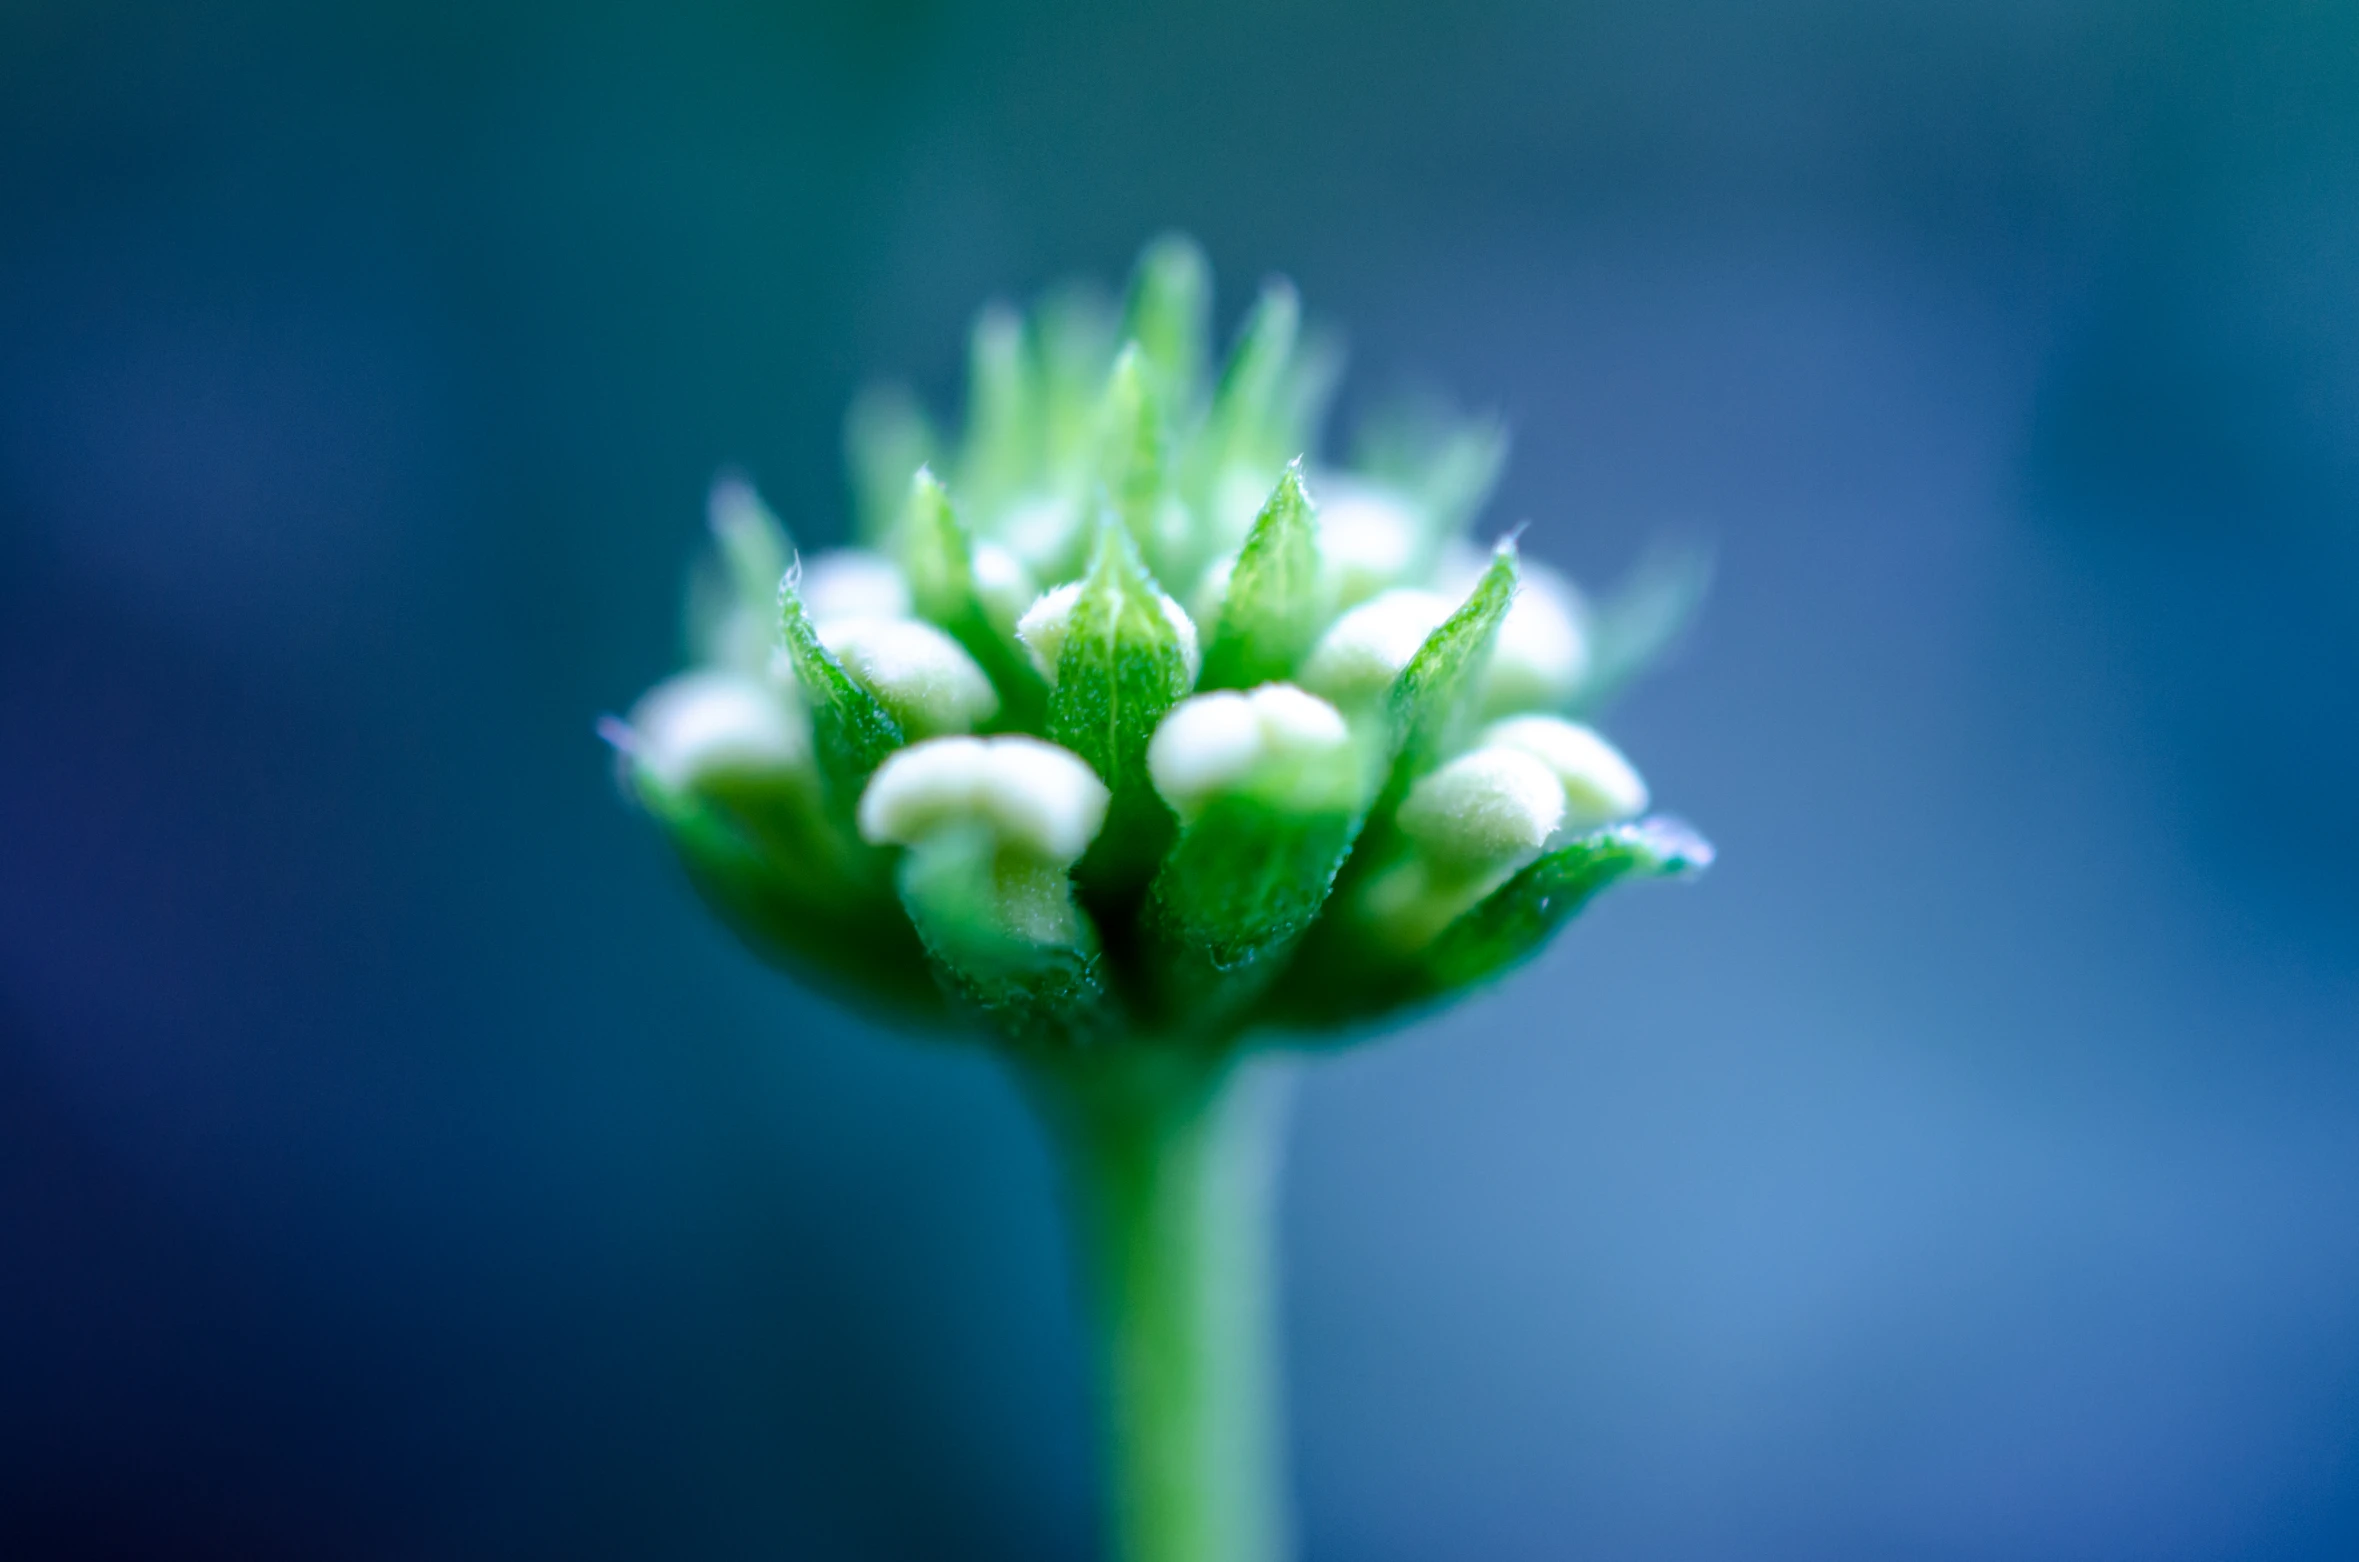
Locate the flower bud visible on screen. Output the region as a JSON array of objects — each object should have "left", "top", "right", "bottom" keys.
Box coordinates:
[
  {"left": 1314, "top": 475, "right": 1423, "bottom": 606},
  {"left": 1016, "top": 580, "right": 1202, "bottom": 688},
  {"left": 1395, "top": 747, "right": 1566, "bottom": 870},
  {"left": 859, "top": 735, "right": 1111, "bottom": 866},
  {"left": 800, "top": 548, "right": 914, "bottom": 621},
  {"left": 970, "top": 540, "right": 1037, "bottom": 635},
  {"left": 817, "top": 617, "right": 999, "bottom": 738},
  {"left": 1298, "top": 588, "right": 1454, "bottom": 706},
  {"left": 1435, "top": 546, "right": 1592, "bottom": 714},
  {"left": 1359, "top": 745, "right": 1565, "bottom": 951},
  {"left": 1147, "top": 684, "right": 1352, "bottom": 824},
  {"left": 1481, "top": 715, "right": 1648, "bottom": 830},
  {"left": 623, "top": 669, "right": 813, "bottom": 797}
]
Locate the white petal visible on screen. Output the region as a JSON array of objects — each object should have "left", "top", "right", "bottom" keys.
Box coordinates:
[
  {"left": 1314, "top": 477, "right": 1424, "bottom": 606},
  {"left": 1015, "top": 581, "right": 1084, "bottom": 684},
  {"left": 1148, "top": 692, "right": 1265, "bottom": 820},
  {"left": 1298, "top": 589, "right": 1454, "bottom": 705},
  {"left": 628, "top": 669, "right": 811, "bottom": 794},
  {"left": 970, "top": 542, "right": 1037, "bottom": 634},
  {"left": 800, "top": 549, "right": 912, "bottom": 621},
  {"left": 1481, "top": 715, "right": 1648, "bottom": 828},
  {"left": 858, "top": 735, "right": 1108, "bottom": 865},
  {"left": 818, "top": 617, "right": 999, "bottom": 737},
  {"left": 1397, "top": 747, "right": 1566, "bottom": 868}
]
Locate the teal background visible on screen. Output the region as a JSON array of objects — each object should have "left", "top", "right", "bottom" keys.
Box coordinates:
[{"left": 5, "top": 1, "right": 2359, "bottom": 1556}]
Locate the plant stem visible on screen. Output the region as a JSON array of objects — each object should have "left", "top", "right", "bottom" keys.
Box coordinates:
[{"left": 1026, "top": 1045, "right": 1295, "bottom": 1562}]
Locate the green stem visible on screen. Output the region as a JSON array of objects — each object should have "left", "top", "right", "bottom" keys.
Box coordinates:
[{"left": 1025, "top": 1045, "right": 1294, "bottom": 1562}]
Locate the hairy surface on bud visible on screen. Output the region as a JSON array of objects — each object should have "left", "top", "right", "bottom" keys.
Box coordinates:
[
  {"left": 818, "top": 617, "right": 1000, "bottom": 738},
  {"left": 800, "top": 549, "right": 914, "bottom": 621},
  {"left": 1482, "top": 715, "right": 1649, "bottom": 829},
  {"left": 626, "top": 669, "right": 812, "bottom": 795},
  {"left": 1313, "top": 476, "right": 1423, "bottom": 606},
  {"left": 1016, "top": 579, "right": 1202, "bottom": 688},
  {"left": 1395, "top": 747, "right": 1565, "bottom": 870},
  {"left": 1147, "top": 684, "right": 1351, "bottom": 823},
  {"left": 858, "top": 735, "right": 1111, "bottom": 865},
  {"left": 1297, "top": 589, "right": 1455, "bottom": 705}
]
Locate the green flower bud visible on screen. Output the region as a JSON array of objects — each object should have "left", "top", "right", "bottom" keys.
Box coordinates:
[
  {"left": 858, "top": 735, "right": 1110, "bottom": 867},
  {"left": 1146, "top": 684, "right": 1352, "bottom": 824},
  {"left": 624, "top": 668, "right": 813, "bottom": 798},
  {"left": 1482, "top": 714, "right": 1648, "bottom": 829},
  {"left": 1297, "top": 588, "right": 1455, "bottom": 706}
]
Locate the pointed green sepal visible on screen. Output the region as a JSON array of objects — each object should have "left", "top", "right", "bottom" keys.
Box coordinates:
[
  {"left": 709, "top": 474, "right": 792, "bottom": 603},
  {"left": 897, "top": 468, "right": 1049, "bottom": 727},
  {"left": 844, "top": 386, "right": 937, "bottom": 547},
  {"left": 1121, "top": 233, "right": 1211, "bottom": 407},
  {"left": 1198, "top": 279, "right": 1301, "bottom": 477},
  {"left": 956, "top": 302, "right": 1038, "bottom": 514},
  {"left": 1200, "top": 461, "right": 1328, "bottom": 690},
  {"left": 1097, "top": 343, "right": 1183, "bottom": 573},
  {"left": 778, "top": 567, "right": 907, "bottom": 803},
  {"left": 1047, "top": 519, "right": 1197, "bottom": 881},
  {"left": 1418, "top": 817, "right": 1712, "bottom": 992},
  {"left": 896, "top": 825, "right": 1111, "bottom": 1048},
  {"left": 1573, "top": 542, "right": 1714, "bottom": 715},
  {"left": 1387, "top": 540, "right": 1519, "bottom": 781}
]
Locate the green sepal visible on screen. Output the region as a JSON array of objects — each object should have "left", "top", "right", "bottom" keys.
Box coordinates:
[
  {"left": 709, "top": 475, "right": 792, "bottom": 604},
  {"left": 1196, "top": 279, "right": 1301, "bottom": 482},
  {"left": 633, "top": 772, "right": 943, "bottom": 1024},
  {"left": 1048, "top": 518, "right": 1196, "bottom": 885},
  {"left": 1098, "top": 344, "right": 1185, "bottom": 575},
  {"left": 897, "top": 468, "right": 1049, "bottom": 728},
  {"left": 1418, "top": 817, "right": 1713, "bottom": 992},
  {"left": 844, "top": 386, "right": 937, "bottom": 547},
  {"left": 896, "top": 825, "right": 1112, "bottom": 1048},
  {"left": 1386, "top": 541, "right": 1519, "bottom": 784},
  {"left": 956, "top": 303, "right": 1038, "bottom": 516},
  {"left": 1120, "top": 233, "right": 1211, "bottom": 409},
  {"left": 778, "top": 568, "right": 907, "bottom": 806},
  {"left": 1199, "top": 461, "right": 1328, "bottom": 690},
  {"left": 1146, "top": 796, "right": 1363, "bottom": 1031}
]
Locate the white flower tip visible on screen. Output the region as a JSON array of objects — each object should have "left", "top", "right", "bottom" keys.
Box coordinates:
[
  {"left": 624, "top": 669, "right": 812, "bottom": 795},
  {"left": 799, "top": 549, "right": 913, "bottom": 621},
  {"left": 1189, "top": 551, "right": 1238, "bottom": 632},
  {"left": 1298, "top": 589, "right": 1454, "bottom": 705},
  {"left": 1148, "top": 684, "right": 1351, "bottom": 822},
  {"left": 1014, "top": 580, "right": 1200, "bottom": 689},
  {"left": 858, "top": 735, "right": 1110, "bottom": 865},
  {"left": 970, "top": 541, "right": 1037, "bottom": 633},
  {"left": 1482, "top": 715, "right": 1648, "bottom": 828},
  {"left": 818, "top": 617, "right": 999, "bottom": 737},
  {"left": 1315, "top": 477, "right": 1424, "bottom": 605},
  {"left": 1397, "top": 747, "right": 1566, "bottom": 868},
  {"left": 1484, "top": 567, "right": 1591, "bottom": 713},
  {"left": 1015, "top": 581, "right": 1084, "bottom": 683}
]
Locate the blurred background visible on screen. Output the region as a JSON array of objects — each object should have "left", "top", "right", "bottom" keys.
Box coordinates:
[{"left": 6, "top": 1, "right": 2359, "bottom": 1557}]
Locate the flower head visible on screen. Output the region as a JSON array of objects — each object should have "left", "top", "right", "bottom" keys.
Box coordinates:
[{"left": 611, "top": 236, "right": 1708, "bottom": 1048}]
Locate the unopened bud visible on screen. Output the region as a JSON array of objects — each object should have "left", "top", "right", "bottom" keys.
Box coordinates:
[
  {"left": 817, "top": 617, "right": 999, "bottom": 738},
  {"left": 1016, "top": 580, "right": 1202, "bottom": 687},
  {"left": 1314, "top": 476, "right": 1423, "bottom": 606},
  {"left": 858, "top": 735, "right": 1111, "bottom": 865},
  {"left": 1148, "top": 684, "right": 1352, "bottom": 823},
  {"left": 970, "top": 541, "right": 1037, "bottom": 634},
  {"left": 623, "top": 669, "right": 813, "bottom": 796},
  {"left": 800, "top": 548, "right": 913, "bottom": 621},
  {"left": 1396, "top": 747, "right": 1566, "bottom": 870},
  {"left": 1298, "top": 588, "right": 1454, "bottom": 705},
  {"left": 1480, "top": 715, "right": 1648, "bottom": 829}
]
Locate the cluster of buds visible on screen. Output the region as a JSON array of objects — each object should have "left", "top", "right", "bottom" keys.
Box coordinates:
[{"left": 609, "top": 237, "right": 1708, "bottom": 1051}]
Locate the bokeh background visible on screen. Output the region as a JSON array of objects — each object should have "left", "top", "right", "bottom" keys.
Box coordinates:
[{"left": 7, "top": 1, "right": 2359, "bottom": 1557}]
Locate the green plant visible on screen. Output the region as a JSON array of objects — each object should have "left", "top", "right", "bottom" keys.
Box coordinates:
[{"left": 607, "top": 235, "right": 1709, "bottom": 1562}]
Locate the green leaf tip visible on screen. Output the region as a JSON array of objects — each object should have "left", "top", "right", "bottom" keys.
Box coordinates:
[
  {"left": 1420, "top": 816, "right": 1712, "bottom": 992},
  {"left": 779, "top": 563, "right": 907, "bottom": 802},
  {"left": 1200, "top": 461, "right": 1327, "bottom": 691},
  {"left": 1388, "top": 539, "right": 1519, "bottom": 780},
  {"left": 1122, "top": 233, "right": 1212, "bottom": 407}
]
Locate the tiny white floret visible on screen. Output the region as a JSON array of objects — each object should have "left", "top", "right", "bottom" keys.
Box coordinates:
[
  {"left": 1481, "top": 715, "right": 1649, "bottom": 829},
  {"left": 818, "top": 616, "right": 999, "bottom": 738},
  {"left": 800, "top": 549, "right": 913, "bottom": 621},
  {"left": 1148, "top": 684, "right": 1352, "bottom": 822},
  {"left": 1396, "top": 747, "right": 1566, "bottom": 869},
  {"left": 626, "top": 669, "right": 812, "bottom": 795},
  {"left": 858, "top": 735, "right": 1110, "bottom": 865},
  {"left": 970, "top": 541, "right": 1037, "bottom": 634},
  {"left": 1298, "top": 589, "right": 1454, "bottom": 705},
  {"left": 1314, "top": 476, "right": 1424, "bottom": 606}
]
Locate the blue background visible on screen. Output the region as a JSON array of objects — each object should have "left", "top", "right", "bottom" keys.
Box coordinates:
[{"left": 6, "top": 2, "right": 2359, "bottom": 1557}]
